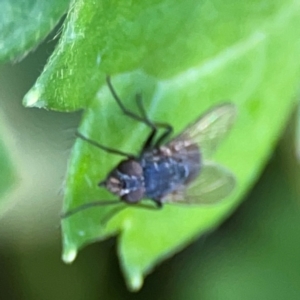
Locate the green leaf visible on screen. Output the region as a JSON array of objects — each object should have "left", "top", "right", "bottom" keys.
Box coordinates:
[
  {"left": 24, "top": 0, "right": 300, "bottom": 291},
  {"left": 0, "top": 0, "right": 69, "bottom": 63}
]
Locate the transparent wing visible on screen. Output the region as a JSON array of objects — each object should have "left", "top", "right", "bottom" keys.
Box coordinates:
[
  {"left": 164, "top": 161, "right": 236, "bottom": 205},
  {"left": 169, "top": 103, "right": 237, "bottom": 159}
]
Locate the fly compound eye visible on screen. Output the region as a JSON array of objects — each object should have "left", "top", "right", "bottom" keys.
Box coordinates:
[
  {"left": 122, "top": 188, "right": 144, "bottom": 203},
  {"left": 118, "top": 159, "right": 143, "bottom": 176}
]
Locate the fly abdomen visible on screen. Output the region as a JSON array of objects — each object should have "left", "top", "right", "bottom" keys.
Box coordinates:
[{"left": 141, "top": 156, "right": 189, "bottom": 200}]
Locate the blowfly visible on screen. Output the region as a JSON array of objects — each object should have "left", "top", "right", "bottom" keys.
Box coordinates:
[{"left": 63, "top": 76, "right": 237, "bottom": 218}]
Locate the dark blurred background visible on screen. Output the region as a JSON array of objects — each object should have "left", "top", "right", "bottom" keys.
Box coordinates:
[{"left": 0, "top": 30, "right": 300, "bottom": 300}]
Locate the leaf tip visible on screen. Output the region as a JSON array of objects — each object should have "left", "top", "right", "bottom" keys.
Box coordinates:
[
  {"left": 23, "top": 86, "right": 46, "bottom": 108},
  {"left": 125, "top": 269, "right": 144, "bottom": 292},
  {"left": 62, "top": 247, "right": 78, "bottom": 264}
]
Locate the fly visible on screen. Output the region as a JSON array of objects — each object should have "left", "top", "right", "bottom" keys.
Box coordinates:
[{"left": 63, "top": 76, "right": 237, "bottom": 218}]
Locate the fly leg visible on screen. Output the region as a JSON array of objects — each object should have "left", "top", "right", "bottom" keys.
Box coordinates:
[
  {"left": 135, "top": 92, "right": 173, "bottom": 153},
  {"left": 106, "top": 75, "right": 155, "bottom": 128},
  {"left": 76, "top": 131, "right": 135, "bottom": 158},
  {"left": 107, "top": 76, "right": 173, "bottom": 153},
  {"left": 75, "top": 76, "right": 163, "bottom": 158}
]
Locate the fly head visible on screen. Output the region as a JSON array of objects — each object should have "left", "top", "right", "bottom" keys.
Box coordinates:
[{"left": 99, "top": 159, "right": 145, "bottom": 203}]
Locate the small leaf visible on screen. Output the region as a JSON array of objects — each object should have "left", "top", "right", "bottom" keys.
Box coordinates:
[{"left": 0, "top": 0, "right": 69, "bottom": 62}]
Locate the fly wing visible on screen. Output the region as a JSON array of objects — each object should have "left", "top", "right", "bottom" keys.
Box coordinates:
[
  {"left": 164, "top": 161, "right": 236, "bottom": 205},
  {"left": 169, "top": 103, "right": 237, "bottom": 159}
]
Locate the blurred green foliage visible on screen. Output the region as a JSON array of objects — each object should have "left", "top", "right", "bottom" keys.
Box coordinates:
[
  {"left": 0, "top": 139, "right": 16, "bottom": 204},
  {"left": 0, "top": 0, "right": 300, "bottom": 297},
  {"left": 0, "top": 0, "right": 69, "bottom": 62}
]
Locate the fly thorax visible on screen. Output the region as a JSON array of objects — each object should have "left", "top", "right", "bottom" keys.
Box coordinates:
[{"left": 158, "top": 146, "right": 172, "bottom": 156}]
